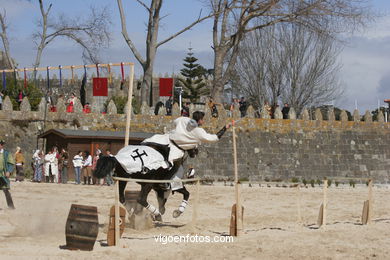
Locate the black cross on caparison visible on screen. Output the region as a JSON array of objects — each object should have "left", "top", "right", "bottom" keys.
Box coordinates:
[{"left": 131, "top": 148, "right": 148, "bottom": 168}]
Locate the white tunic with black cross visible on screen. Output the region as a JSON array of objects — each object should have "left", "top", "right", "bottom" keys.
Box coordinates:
[{"left": 115, "top": 145, "right": 170, "bottom": 174}]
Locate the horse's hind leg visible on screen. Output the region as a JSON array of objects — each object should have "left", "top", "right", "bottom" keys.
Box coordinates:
[
  {"left": 154, "top": 185, "right": 170, "bottom": 215},
  {"left": 172, "top": 186, "right": 190, "bottom": 218},
  {"left": 137, "top": 184, "right": 162, "bottom": 221}
]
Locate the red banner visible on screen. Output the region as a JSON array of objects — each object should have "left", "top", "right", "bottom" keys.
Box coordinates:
[
  {"left": 159, "top": 78, "right": 173, "bottom": 97},
  {"left": 93, "top": 77, "right": 108, "bottom": 96}
]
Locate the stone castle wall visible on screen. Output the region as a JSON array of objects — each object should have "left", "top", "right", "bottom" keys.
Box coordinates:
[{"left": 0, "top": 95, "right": 389, "bottom": 183}]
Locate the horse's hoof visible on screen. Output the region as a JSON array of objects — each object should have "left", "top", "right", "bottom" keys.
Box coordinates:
[
  {"left": 159, "top": 206, "right": 166, "bottom": 215},
  {"left": 154, "top": 214, "right": 162, "bottom": 222},
  {"left": 172, "top": 210, "right": 182, "bottom": 218}
]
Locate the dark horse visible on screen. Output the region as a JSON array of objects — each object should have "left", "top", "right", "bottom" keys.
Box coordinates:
[{"left": 93, "top": 146, "right": 191, "bottom": 221}]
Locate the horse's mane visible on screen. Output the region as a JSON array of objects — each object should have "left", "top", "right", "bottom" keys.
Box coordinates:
[{"left": 94, "top": 156, "right": 117, "bottom": 179}]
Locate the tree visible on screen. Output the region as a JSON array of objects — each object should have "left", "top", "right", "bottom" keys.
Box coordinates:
[
  {"left": 117, "top": 0, "right": 213, "bottom": 105},
  {"left": 177, "top": 48, "right": 209, "bottom": 102},
  {"left": 0, "top": 9, "right": 16, "bottom": 69},
  {"left": 235, "top": 23, "right": 342, "bottom": 114},
  {"left": 205, "top": 0, "right": 371, "bottom": 103},
  {"left": 32, "top": 0, "right": 111, "bottom": 78}
]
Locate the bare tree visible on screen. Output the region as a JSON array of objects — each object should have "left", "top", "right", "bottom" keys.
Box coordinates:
[
  {"left": 235, "top": 23, "right": 342, "bottom": 114},
  {"left": 32, "top": 0, "right": 111, "bottom": 77},
  {"left": 205, "top": 0, "right": 371, "bottom": 103},
  {"left": 117, "top": 0, "right": 213, "bottom": 105},
  {"left": 0, "top": 9, "right": 16, "bottom": 69}
]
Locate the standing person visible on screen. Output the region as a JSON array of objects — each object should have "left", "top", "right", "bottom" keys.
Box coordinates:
[
  {"left": 51, "top": 146, "right": 59, "bottom": 183},
  {"left": 59, "top": 148, "right": 69, "bottom": 184},
  {"left": 82, "top": 151, "right": 92, "bottom": 185},
  {"left": 91, "top": 149, "right": 101, "bottom": 185},
  {"left": 0, "top": 91, "right": 4, "bottom": 110},
  {"left": 154, "top": 100, "right": 164, "bottom": 115},
  {"left": 282, "top": 103, "right": 290, "bottom": 119},
  {"left": 44, "top": 150, "right": 53, "bottom": 183},
  {"left": 208, "top": 97, "right": 219, "bottom": 118},
  {"left": 0, "top": 139, "right": 15, "bottom": 209},
  {"left": 17, "top": 90, "right": 24, "bottom": 107},
  {"left": 239, "top": 97, "right": 247, "bottom": 117},
  {"left": 72, "top": 151, "right": 83, "bottom": 184},
  {"left": 229, "top": 98, "right": 237, "bottom": 117},
  {"left": 165, "top": 96, "right": 173, "bottom": 116},
  {"left": 14, "top": 147, "right": 25, "bottom": 182},
  {"left": 181, "top": 102, "right": 190, "bottom": 117},
  {"left": 67, "top": 93, "right": 76, "bottom": 113},
  {"left": 264, "top": 101, "right": 272, "bottom": 117},
  {"left": 32, "top": 150, "right": 44, "bottom": 183},
  {"left": 105, "top": 149, "right": 114, "bottom": 186}
]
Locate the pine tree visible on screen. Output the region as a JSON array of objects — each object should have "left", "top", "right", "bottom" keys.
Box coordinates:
[{"left": 177, "top": 48, "right": 209, "bottom": 102}]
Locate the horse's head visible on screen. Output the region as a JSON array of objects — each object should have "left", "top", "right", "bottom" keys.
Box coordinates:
[{"left": 93, "top": 155, "right": 116, "bottom": 179}]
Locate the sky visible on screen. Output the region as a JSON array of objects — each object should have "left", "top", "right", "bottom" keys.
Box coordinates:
[{"left": 1, "top": 0, "right": 390, "bottom": 112}]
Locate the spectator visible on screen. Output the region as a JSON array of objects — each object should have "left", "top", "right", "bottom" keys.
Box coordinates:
[
  {"left": 154, "top": 100, "right": 164, "bottom": 115},
  {"left": 208, "top": 97, "right": 219, "bottom": 118},
  {"left": 16, "top": 90, "right": 24, "bottom": 107},
  {"left": 0, "top": 139, "right": 15, "bottom": 209},
  {"left": 105, "top": 149, "right": 114, "bottom": 186},
  {"left": 229, "top": 98, "right": 239, "bottom": 117},
  {"left": 239, "top": 97, "right": 247, "bottom": 117},
  {"left": 181, "top": 102, "right": 190, "bottom": 117},
  {"left": 0, "top": 91, "right": 4, "bottom": 110},
  {"left": 91, "top": 149, "right": 101, "bottom": 185},
  {"left": 82, "top": 150, "right": 93, "bottom": 185},
  {"left": 44, "top": 150, "right": 56, "bottom": 183},
  {"left": 59, "top": 148, "right": 69, "bottom": 184},
  {"left": 72, "top": 151, "right": 83, "bottom": 184},
  {"left": 67, "top": 93, "right": 76, "bottom": 113},
  {"left": 264, "top": 100, "right": 272, "bottom": 117},
  {"left": 32, "top": 150, "right": 44, "bottom": 183},
  {"left": 165, "top": 96, "right": 173, "bottom": 115},
  {"left": 83, "top": 103, "right": 91, "bottom": 113},
  {"left": 14, "top": 147, "right": 25, "bottom": 182},
  {"left": 282, "top": 103, "right": 290, "bottom": 119}
]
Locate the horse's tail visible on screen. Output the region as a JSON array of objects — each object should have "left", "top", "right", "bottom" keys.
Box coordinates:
[{"left": 94, "top": 156, "right": 117, "bottom": 179}]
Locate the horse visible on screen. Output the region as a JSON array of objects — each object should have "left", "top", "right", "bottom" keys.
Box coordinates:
[{"left": 93, "top": 144, "right": 193, "bottom": 221}]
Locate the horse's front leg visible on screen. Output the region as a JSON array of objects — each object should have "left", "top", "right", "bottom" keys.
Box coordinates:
[
  {"left": 137, "top": 183, "right": 162, "bottom": 221},
  {"left": 118, "top": 180, "right": 127, "bottom": 204}
]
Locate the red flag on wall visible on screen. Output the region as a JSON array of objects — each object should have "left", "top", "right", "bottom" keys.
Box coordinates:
[
  {"left": 159, "top": 78, "right": 173, "bottom": 97},
  {"left": 93, "top": 77, "right": 108, "bottom": 96}
]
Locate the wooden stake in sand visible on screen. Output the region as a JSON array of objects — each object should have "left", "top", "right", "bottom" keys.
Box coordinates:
[
  {"left": 191, "top": 179, "right": 200, "bottom": 233},
  {"left": 297, "top": 185, "right": 302, "bottom": 224},
  {"left": 230, "top": 121, "right": 243, "bottom": 236},
  {"left": 317, "top": 179, "right": 328, "bottom": 228},
  {"left": 362, "top": 179, "right": 373, "bottom": 225},
  {"left": 114, "top": 63, "right": 135, "bottom": 246}
]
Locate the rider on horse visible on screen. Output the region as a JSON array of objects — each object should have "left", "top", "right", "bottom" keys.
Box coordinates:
[{"left": 141, "top": 111, "right": 231, "bottom": 217}]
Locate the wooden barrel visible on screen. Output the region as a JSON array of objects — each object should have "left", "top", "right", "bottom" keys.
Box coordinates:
[{"left": 65, "top": 204, "right": 99, "bottom": 251}]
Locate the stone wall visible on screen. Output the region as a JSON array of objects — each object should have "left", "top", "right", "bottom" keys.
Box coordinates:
[{"left": 0, "top": 95, "right": 389, "bottom": 182}]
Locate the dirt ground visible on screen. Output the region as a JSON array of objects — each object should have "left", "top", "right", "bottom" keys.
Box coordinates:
[{"left": 0, "top": 180, "right": 389, "bottom": 259}]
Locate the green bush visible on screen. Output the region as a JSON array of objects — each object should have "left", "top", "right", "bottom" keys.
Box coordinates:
[
  {"left": 327, "top": 179, "right": 332, "bottom": 187},
  {"left": 316, "top": 179, "right": 322, "bottom": 186},
  {"left": 310, "top": 179, "right": 315, "bottom": 187},
  {"left": 291, "top": 177, "right": 299, "bottom": 183},
  {"left": 349, "top": 180, "right": 355, "bottom": 188},
  {"left": 104, "top": 96, "right": 141, "bottom": 114},
  {"left": 3, "top": 79, "right": 43, "bottom": 111},
  {"left": 335, "top": 181, "right": 339, "bottom": 187},
  {"left": 302, "top": 179, "right": 307, "bottom": 186}
]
